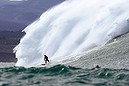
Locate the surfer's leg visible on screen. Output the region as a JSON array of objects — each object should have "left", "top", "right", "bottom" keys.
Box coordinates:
[{"left": 45, "top": 61, "right": 47, "bottom": 64}]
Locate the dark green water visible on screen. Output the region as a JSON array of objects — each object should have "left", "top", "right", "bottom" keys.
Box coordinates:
[{"left": 0, "top": 65, "right": 129, "bottom": 86}]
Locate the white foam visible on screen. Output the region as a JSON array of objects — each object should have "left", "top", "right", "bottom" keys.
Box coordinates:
[{"left": 14, "top": 0, "right": 129, "bottom": 67}]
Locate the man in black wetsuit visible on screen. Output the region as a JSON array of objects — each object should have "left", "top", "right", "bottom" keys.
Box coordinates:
[{"left": 44, "top": 55, "right": 49, "bottom": 64}]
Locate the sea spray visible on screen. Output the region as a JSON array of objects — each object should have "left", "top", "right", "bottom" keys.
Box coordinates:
[{"left": 14, "top": 0, "right": 129, "bottom": 67}]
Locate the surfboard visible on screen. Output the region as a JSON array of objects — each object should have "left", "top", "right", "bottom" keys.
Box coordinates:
[{"left": 41, "top": 64, "right": 45, "bottom": 65}]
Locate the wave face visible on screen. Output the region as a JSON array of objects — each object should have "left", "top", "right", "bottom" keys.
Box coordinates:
[{"left": 14, "top": 0, "right": 129, "bottom": 67}]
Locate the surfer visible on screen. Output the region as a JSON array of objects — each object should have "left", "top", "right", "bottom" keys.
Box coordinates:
[{"left": 44, "top": 55, "right": 49, "bottom": 64}]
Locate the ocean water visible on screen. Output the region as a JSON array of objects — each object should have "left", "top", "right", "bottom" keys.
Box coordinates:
[{"left": 0, "top": 64, "right": 129, "bottom": 86}]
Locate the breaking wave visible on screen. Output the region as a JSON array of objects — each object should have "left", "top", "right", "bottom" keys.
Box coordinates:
[{"left": 14, "top": 0, "right": 129, "bottom": 67}]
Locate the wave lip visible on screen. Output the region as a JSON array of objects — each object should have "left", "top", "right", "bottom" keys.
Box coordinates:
[{"left": 14, "top": 0, "right": 129, "bottom": 67}]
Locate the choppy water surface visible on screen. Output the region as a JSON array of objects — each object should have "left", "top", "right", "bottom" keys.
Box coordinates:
[{"left": 0, "top": 65, "right": 129, "bottom": 86}]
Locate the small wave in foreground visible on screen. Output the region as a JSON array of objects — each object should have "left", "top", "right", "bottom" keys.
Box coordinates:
[{"left": 0, "top": 65, "right": 129, "bottom": 86}]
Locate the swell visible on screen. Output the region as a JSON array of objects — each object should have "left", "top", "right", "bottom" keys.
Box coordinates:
[
  {"left": 0, "top": 65, "right": 80, "bottom": 75},
  {"left": 0, "top": 65, "right": 129, "bottom": 86}
]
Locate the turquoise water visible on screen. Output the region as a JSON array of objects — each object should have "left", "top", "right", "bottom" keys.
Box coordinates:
[{"left": 0, "top": 65, "right": 129, "bottom": 86}]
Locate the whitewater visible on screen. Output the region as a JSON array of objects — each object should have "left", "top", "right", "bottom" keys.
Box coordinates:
[{"left": 14, "top": 0, "right": 129, "bottom": 67}]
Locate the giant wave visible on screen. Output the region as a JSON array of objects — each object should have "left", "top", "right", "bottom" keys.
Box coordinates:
[{"left": 14, "top": 0, "right": 129, "bottom": 67}]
